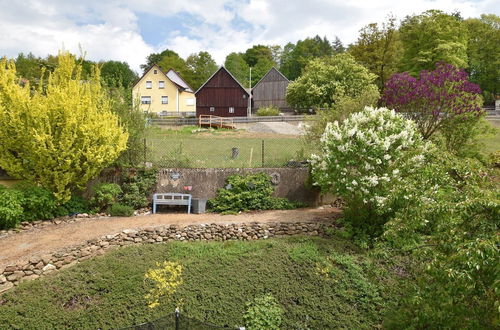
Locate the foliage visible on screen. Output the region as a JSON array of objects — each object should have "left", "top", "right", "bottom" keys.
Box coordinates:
[
  {"left": 13, "top": 183, "right": 58, "bottom": 221},
  {"left": 144, "top": 261, "right": 183, "bottom": 309},
  {"left": 185, "top": 51, "right": 218, "bottom": 91},
  {"left": 255, "top": 106, "right": 279, "bottom": 116},
  {"left": 399, "top": 10, "right": 469, "bottom": 75},
  {"left": 109, "top": 86, "right": 147, "bottom": 167},
  {"left": 280, "top": 35, "right": 334, "bottom": 80},
  {"left": 224, "top": 52, "right": 250, "bottom": 86},
  {"left": 243, "top": 294, "right": 284, "bottom": 330},
  {"left": 332, "top": 36, "right": 346, "bottom": 54},
  {"left": 465, "top": 14, "right": 500, "bottom": 104},
  {"left": 109, "top": 203, "right": 134, "bottom": 217},
  {"left": 243, "top": 45, "right": 275, "bottom": 67},
  {"left": 90, "top": 183, "right": 122, "bottom": 213},
  {"left": 348, "top": 16, "right": 402, "bottom": 90},
  {"left": 0, "top": 187, "right": 24, "bottom": 229},
  {"left": 100, "top": 60, "right": 137, "bottom": 88},
  {"left": 120, "top": 168, "right": 157, "bottom": 209},
  {"left": 310, "top": 107, "right": 427, "bottom": 244},
  {"left": 0, "top": 237, "right": 409, "bottom": 329},
  {"left": 0, "top": 52, "right": 128, "bottom": 201},
  {"left": 57, "top": 195, "right": 90, "bottom": 216},
  {"left": 285, "top": 53, "right": 378, "bottom": 111},
  {"left": 208, "top": 173, "right": 303, "bottom": 213},
  {"left": 307, "top": 87, "right": 380, "bottom": 142},
  {"left": 382, "top": 62, "right": 483, "bottom": 140}
]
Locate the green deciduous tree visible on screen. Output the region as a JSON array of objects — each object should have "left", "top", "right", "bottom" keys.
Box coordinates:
[
  {"left": 0, "top": 52, "right": 128, "bottom": 201},
  {"left": 399, "top": 10, "right": 468, "bottom": 75},
  {"left": 185, "top": 51, "right": 218, "bottom": 90},
  {"left": 243, "top": 45, "right": 275, "bottom": 67},
  {"left": 348, "top": 17, "right": 402, "bottom": 90},
  {"left": 100, "top": 60, "right": 137, "bottom": 88},
  {"left": 280, "top": 35, "right": 334, "bottom": 80},
  {"left": 465, "top": 14, "right": 500, "bottom": 104},
  {"left": 286, "top": 53, "right": 378, "bottom": 110},
  {"left": 224, "top": 52, "right": 250, "bottom": 86}
]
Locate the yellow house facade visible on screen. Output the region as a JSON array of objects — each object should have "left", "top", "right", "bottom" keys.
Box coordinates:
[{"left": 132, "top": 65, "right": 196, "bottom": 116}]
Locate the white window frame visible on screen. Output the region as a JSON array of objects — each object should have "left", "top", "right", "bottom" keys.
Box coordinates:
[
  {"left": 159, "top": 81, "right": 165, "bottom": 89},
  {"left": 210, "top": 107, "right": 215, "bottom": 112},
  {"left": 229, "top": 107, "right": 235, "bottom": 114},
  {"left": 186, "top": 98, "right": 195, "bottom": 106},
  {"left": 146, "top": 81, "right": 152, "bottom": 89},
  {"left": 141, "top": 96, "right": 151, "bottom": 104},
  {"left": 154, "top": 69, "right": 158, "bottom": 74},
  {"left": 161, "top": 96, "right": 168, "bottom": 104}
]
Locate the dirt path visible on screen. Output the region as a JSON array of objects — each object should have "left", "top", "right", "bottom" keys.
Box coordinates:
[{"left": 0, "top": 208, "right": 340, "bottom": 270}]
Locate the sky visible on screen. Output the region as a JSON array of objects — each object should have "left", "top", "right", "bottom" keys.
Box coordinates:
[{"left": 0, "top": 0, "right": 498, "bottom": 73}]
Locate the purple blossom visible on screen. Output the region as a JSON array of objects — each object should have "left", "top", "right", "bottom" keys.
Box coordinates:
[{"left": 381, "top": 62, "right": 483, "bottom": 139}]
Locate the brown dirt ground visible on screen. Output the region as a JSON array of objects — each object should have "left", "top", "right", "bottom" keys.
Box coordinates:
[{"left": 0, "top": 207, "right": 340, "bottom": 270}]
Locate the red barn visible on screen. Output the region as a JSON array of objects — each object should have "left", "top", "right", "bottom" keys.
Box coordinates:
[{"left": 195, "top": 67, "right": 251, "bottom": 117}]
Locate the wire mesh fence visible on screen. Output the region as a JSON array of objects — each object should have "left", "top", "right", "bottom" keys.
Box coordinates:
[
  {"left": 121, "top": 309, "right": 240, "bottom": 329},
  {"left": 144, "top": 126, "right": 311, "bottom": 168}
]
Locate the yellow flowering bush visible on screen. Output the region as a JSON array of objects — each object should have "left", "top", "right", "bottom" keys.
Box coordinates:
[
  {"left": 0, "top": 52, "right": 127, "bottom": 201},
  {"left": 144, "top": 261, "right": 183, "bottom": 308}
]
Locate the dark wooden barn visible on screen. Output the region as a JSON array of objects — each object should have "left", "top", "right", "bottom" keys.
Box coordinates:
[
  {"left": 251, "top": 67, "right": 290, "bottom": 112},
  {"left": 195, "top": 67, "right": 250, "bottom": 117}
]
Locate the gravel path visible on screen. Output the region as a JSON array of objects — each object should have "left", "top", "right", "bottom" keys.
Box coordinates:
[
  {"left": 0, "top": 207, "right": 340, "bottom": 270},
  {"left": 247, "top": 122, "right": 304, "bottom": 135}
]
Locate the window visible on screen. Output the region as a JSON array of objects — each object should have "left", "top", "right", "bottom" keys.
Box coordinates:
[
  {"left": 141, "top": 96, "right": 151, "bottom": 104},
  {"left": 210, "top": 107, "right": 215, "bottom": 112},
  {"left": 229, "top": 107, "right": 234, "bottom": 113},
  {"left": 146, "top": 81, "right": 152, "bottom": 89},
  {"left": 186, "top": 98, "right": 195, "bottom": 106},
  {"left": 161, "top": 96, "right": 168, "bottom": 104},
  {"left": 154, "top": 69, "right": 158, "bottom": 74},
  {"left": 159, "top": 81, "right": 165, "bottom": 89}
]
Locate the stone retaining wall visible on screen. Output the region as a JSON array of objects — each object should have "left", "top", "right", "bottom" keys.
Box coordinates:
[{"left": 0, "top": 221, "right": 332, "bottom": 294}]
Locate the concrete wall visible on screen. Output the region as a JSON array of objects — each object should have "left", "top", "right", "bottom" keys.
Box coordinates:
[{"left": 155, "top": 167, "right": 330, "bottom": 206}]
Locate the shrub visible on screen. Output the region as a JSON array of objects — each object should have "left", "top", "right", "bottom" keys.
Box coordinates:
[
  {"left": 310, "top": 106, "right": 427, "bottom": 244},
  {"left": 13, "top": 183, "right": 58, "bottom": 221},
  {"left": 57, "top": 195, "right": 90, "bottom": 216},
  {"left": 109, "top": 203, "right": 134, "bottom": 217},
  {"left": 90, "top": 183, "right": 122, "bottom": 212},
  {"left": 0, "top": 52, "right": 128, "bottom": 202},
  {"left": 256, "top": 106, "right": 279, "bottom": 116},
  {"left": 120, "top": 168, "right": 157, "bottom": 209},
  {"left": 243, "top": 294, "right": 284, "bottom": 330},
  {"left": 208, "top": 173, "right": 303, "bottom": 214},
  {"left": 0, "top": 188, "right": 24, "bottom": 229},
  {"left": 144, "top": 261, "right": 183, "bottom": 309}
]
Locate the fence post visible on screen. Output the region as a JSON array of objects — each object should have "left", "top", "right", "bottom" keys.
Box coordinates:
[
  {"left": 261, "top": 140, "right": 264, "bottom": 167},
  {"left": 143, "top": 138, "right": 147, "bottom": 163},
  {"left": 175, "top": 307, "right": 180, "bottom": 330}
]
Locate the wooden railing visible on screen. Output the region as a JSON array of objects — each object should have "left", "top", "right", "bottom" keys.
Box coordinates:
[
  {"left": 151, "top": 115, "right": 316, "bottom": 126},
  {"left": 198, "top": 115, "right": 235, "bottom": 129}
]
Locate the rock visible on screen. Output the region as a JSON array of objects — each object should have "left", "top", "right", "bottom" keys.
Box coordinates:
[
  {"left": 134, "top": 237, "right": 143, "bottom": 243},
  {"left": 35, "top": 261, "right": 45, "bottom": 270},
  {"left": 29, "top": 256, "right": 42, "bottom": 265},
  {"left": 53, "top": 220, "right": 62, "bottom": 225},
  {"left": 62, "top": 257, "right": 74, "bottom": 265},
  {"left": 4, "top": 265, "right": 17, "bottom": 273},
  {"left": 76, "top": 213, "right": 89, "bottom": 218},
  {"left": 0, "top": 275, "right": 6, "bottom": 284},
  {"left": 105, "top": 234, "right": 116, "bottom": 240},
  {"left": 0, "top": 281, "right": 14, "bottom": 293},
  {"left": 123, "top": 229, "right": 138, "bottom": 235},
  {"left": 20, "top": 274, "right": 39, "bottom": 283},
  {"left": 90, "top": 245, "right": 100, "bottom": 252},
  {"left": 42, "top": 264, "right": 57, "bottom": 273},
  {"left": 41, "top": 254, "right": 52, "bottom": 265},
  {"left": 99, "top": 241, "right": 110, "bottom": 247},
  {"left": 7, "top": 271, "right": 25, "bottom": 282}
]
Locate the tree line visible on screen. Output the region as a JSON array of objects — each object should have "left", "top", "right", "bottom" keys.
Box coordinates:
[{"left": 5, "top": 10, "right": 499, "bottom": 104}]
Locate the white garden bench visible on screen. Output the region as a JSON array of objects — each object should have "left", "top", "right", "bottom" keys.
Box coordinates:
[{"left": 152, "top": 193, "right": 192, "bottom": 214}]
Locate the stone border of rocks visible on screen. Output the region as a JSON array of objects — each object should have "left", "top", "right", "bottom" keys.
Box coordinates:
[
  {"left": 0, "top": 221, "right": 332, "bottom": 293},
  {"left": 0, "top": 208, "right": 152, "bottom": 240}
]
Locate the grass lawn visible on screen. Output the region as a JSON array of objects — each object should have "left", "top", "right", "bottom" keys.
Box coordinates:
[
  {"left": 480, "top": 120, "right": 500, "bottom": 154},
  {"left": 0, "top": 236, "right": 412, "bottom": 329},
  {"left": 146, "top": 126, "right": 307, "bottom": 168}
]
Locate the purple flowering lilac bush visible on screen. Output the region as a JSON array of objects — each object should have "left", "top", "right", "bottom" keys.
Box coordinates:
[{"left": 381, "top": 62, "right": 483, "bottom": 142}]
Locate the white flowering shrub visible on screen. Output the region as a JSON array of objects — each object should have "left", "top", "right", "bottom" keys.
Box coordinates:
[{"left": 310, "top": 107, "right": 428, "bottom": 242}]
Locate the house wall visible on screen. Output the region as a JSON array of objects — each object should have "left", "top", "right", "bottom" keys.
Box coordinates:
[
  {"left": 252, "top": 69, "right": 290, "bottom": 111},
  {"left": 196, "top": 69, "right": 249, "bottom": 117},
  {"left": 133, "top": 65, "right": 195, "bottom": 115}
]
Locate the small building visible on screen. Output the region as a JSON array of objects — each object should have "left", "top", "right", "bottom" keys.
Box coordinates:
[
  {"left": 251, "top": 67, "right": 290, "bottom": 113},
  {"left": 132, "top": 64, "right": 196, "bottom": 116},
  {"left": 195, "top": 67, "right": 250, "bottom": 117}
]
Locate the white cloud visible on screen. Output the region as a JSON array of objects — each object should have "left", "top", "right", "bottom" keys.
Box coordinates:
[{"left": 0, "top": 0, "right": 497, "bottom": 72}]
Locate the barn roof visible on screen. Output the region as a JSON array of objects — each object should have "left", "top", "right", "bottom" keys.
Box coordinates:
[
  {"left": 252, "top": 67, "right": 289, "bottom": 89},
  {"left": 195, "top": 66, "right": 250, "bottom": 96}
]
